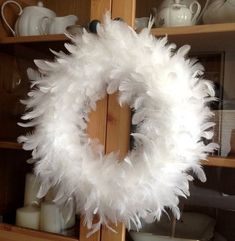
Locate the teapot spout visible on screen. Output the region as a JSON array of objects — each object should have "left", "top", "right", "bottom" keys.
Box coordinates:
[
  {"left": 46, "top": 15, "right": 78, "bottom": 34},
  {"left": 66, "top": 15, "right": 78, "bottom": 24}
]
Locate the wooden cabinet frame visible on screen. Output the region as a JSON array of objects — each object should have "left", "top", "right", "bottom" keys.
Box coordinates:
[
  {"left": 81, "top": 1, "right": 135, "bottom": 241},
  {"left": 1, "top": 0, "right": 235, "bottom": 240}
]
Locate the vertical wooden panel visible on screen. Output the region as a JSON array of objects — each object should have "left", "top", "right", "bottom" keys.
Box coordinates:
[
  {"left": 90, "top": 0, "right": 112, "bottom": 21},
  {"left": 101, "top": 222, "right": 126, "bottom": 241},
  {"left": 79, "top": 1, "right": 112, "bottom": 241},
  {"left": 100, "top": 100, "right": 131, "bottom": 241},
  {"left": 86, "top": 99, "right": 108, "bottom": 144},
  {"left": 111, "top": 0, "right": 135, "bottom": 26},
  {"left": 87, "top": 0, "right": 111, "bottom": 169},
  {"left": 105, "top": 93, "right": 131, "bottom": 157},
  {"left": 79, "top": 216, "right": 101, "bottom": 241},
  {"left": 101, "top": 1, "right": 135, "bottom": 241}
]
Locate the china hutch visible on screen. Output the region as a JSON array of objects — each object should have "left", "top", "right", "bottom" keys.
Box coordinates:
[{"left": 0, "top": 0, "right": 235, "bottom": 241}]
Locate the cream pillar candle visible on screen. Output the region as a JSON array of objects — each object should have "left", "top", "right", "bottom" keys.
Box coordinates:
[
  {"left": 40, "top": 202, "right": 62, "bottom": 233},
  {"left": 16, "top": 206, "right": 40, "bottom": 230},
  {"left": 44, "top": 187, "right": 76, "bottom": 230},
  {"left": 24, "top": 173, "right": 41, "bottom": 206}
]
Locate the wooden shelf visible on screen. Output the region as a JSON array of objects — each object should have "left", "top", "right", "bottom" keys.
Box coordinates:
[
  {"left": 1, "top": 23, "right": 234, "bottom": 51},
  {"left": 0, "top": 223, "right": 78, "bottom": 241},
  {"left": 0, "top": 141, "right": 22, "bottom": 150},
  {"left": 0, "top": 34, "right": 68, "bottom": 44},
  {"left": 151, "top": 22, "right": 235, "bottom": 52},
  {"left": 202, "top": 156, "right": 235, "bottom": 168},
  {"left": 151, "top": 22, "right": 235, "bottom": 37}
]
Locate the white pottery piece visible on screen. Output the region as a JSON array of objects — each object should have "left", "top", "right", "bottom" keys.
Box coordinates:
[
  {"left": 1, "top": 1, "right": 56, "bottom": 36},
  {"left": 156, "top": 0, "right": 201, "bottom": 27}
]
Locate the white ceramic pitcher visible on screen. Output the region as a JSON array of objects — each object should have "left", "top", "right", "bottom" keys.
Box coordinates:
[{"left": 1, "top": 0, "right": 56, "bottom": 36}]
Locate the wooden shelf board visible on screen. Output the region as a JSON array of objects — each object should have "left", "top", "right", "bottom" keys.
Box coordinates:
[
  {"left": 202, "top": 156, "right": 235, "bottom": 168},
  {"left": 151, "top": 22, "right": 235, "bottom": 37},
  {"left": 0, "top": 141, "right": 22, "bottom": 150},
  {"left": 0, "top": 34, "right": 68, "bottom": 44},
  {"left": 151, "top": 23, "right": 235, "bottom": 52},
  {"left": 1, "top": 23, "right": 234, "bottom": 51},
  {"left": 0, "top": 223, "right": 79, "bottom": 241}
]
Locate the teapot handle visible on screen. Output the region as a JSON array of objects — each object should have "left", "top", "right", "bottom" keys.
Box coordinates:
[
  {"left": 1, "top": 0, "right": 23, "bottom": 36},
  {"left": 190, "top": 1, "right": 201, "bottom": 25},
  {"left": 38, "top": 16, "right": 51, "bottom": 35}
]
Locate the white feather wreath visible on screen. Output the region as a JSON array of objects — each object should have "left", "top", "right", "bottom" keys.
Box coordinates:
[{"left": 18, "top": 14, "right": 218, "bottom": 233}]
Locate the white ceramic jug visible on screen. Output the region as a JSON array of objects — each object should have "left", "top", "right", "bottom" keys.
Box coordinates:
[
  {"left": 1, "top": 1, "right": 56, "bottom": 36},
  {"left": 42, "top": 15, "right": 78, "bottom": 34},
  {"left": 157, "top": 0, "right": 201, "bottom": 27}
]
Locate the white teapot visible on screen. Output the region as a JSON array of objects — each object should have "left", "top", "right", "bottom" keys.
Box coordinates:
[
  {"left": 41, "top": 15, "right": 78, "bottom": 34},
  {"left": 157, "top": 0, "right": 201, "bottom": 27},
  {"left": 1, "top": 1, "right": 56, "bottom": 36}
]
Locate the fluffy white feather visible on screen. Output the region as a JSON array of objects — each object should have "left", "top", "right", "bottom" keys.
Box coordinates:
[{"left": 18, "top": 13, "right": 218, "bottom": 234}]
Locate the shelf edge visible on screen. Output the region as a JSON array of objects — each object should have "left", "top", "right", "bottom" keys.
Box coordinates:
[
  {"left": 0, "top": 223, "right": 79, "bottom": 241},
  {"left": 0, "top": 141, "right": 22, "bottom": 150},
  {"left": 151, "top": 22, "right": 235, "bottom": 37},
  {"left": 0, "top": 34, "right": 68, "bottom": 44},
  {"left": 202, "top": 156, "right": 235, "bottom": 168}
]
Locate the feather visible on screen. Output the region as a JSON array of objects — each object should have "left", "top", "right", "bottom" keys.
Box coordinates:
[
  {"left": 192, "top": 165, "right": 207, "bottom": 182},
  {"left": 177, "top": 45, "right": 191, "bottom": 57}
]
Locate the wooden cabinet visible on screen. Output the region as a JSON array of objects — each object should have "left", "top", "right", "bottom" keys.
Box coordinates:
[{"left": 1, "top": 0, "right": 235, "bottom": 241}]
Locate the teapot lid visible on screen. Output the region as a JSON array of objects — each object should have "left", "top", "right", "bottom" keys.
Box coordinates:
[
  {"left": 37, "top": 1, "right": 44, "bottom": 7},
  {"left": 24, "top": 1, "right": 56, "bottom": 16},
  {"left": 173, "top": 0, "right": 187, "bottom": 7}
]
